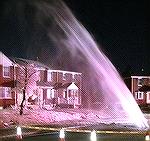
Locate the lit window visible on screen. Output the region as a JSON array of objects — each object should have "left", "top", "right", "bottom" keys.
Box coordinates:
[
  {"left": 0, "top": 87, "right": 11, "bottom": 99},
  {"left": 47, "top": 89, "right": 51, "bottom": 99},
  {"left": 47, "top": 89, "right": 54, "bottom": 99},
  {"left": 3, "top": 66, "right": 10, "bottom": 77},
  {"left": 51, "top": 89, "right": 55, "bottom": 98},
  {"left": 138, "top": 78, "right": 144, "bottom": 86},
  {"left": 135, "top": 91, "right": 144, "bottom": 100},
  {"left": 72, "top": 74, "right": 74, "bottom": 79},
  {"left": 148, "top": 93, "right": 150, "bottom": 100},
  {"left": 47, "top": 71, "right": 52, "bottom": 82},
  {"left": 63, "top": 72, "right": 66, "bottom": 80}
]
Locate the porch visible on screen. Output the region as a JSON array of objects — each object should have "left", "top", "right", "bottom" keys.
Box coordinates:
[{"left": 36, "top": 82, "right": 81, "bottom": 108}]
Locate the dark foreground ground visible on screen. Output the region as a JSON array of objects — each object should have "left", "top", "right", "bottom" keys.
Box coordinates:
[
  {"left": 0, "top": 129, "right": 147, "bottom": 141},
  {"left": 0, "top": 123, "right": 149, "bottom": 141},
  {"left": 22, "top": 133, "right": 146, "bottom": 141}
]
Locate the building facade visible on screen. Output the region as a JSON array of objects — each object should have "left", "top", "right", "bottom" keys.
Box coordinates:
[
  {"left": 36, "top": 69, "right": 82, "bottom": 108},
  {"left": 124, "top": 75, "right": 150, "bottom": 106},
  {"left": 0, "top": 52, "right": 16, "bottom": 108},
  {"left": 0, "top": 52, "right": 82, "bottom": 109}
]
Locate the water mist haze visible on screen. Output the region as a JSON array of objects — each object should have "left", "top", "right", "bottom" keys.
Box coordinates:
[{"left": 0, "top": 0, "right": 149, "bottom": 129}]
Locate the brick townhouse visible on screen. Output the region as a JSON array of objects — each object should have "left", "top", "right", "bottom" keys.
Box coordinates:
[
  {"left": 124, "top": 75, "right": 150, "bottom": 106},
  {"left": 0, "top": 52, "right": 82, "bottom": 109}
]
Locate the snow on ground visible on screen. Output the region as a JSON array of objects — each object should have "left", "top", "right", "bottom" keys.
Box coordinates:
[
  {"left": 0, "top": 107, "right": 150, "bottom": 129},
  {"left": 0, "top": 107, "right": 103, "bottom": 127}
]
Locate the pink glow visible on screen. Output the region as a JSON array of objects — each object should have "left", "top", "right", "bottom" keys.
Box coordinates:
[{"left": 31, "top": 0, "right": 149, "bottom": 129}]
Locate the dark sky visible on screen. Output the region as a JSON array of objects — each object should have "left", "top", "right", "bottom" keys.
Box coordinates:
[
  {"left": 64, "top": 0, "right": 149, "bottom": 74},
  {"left": 0, "top": 0, "right": 149, "bottom": 74}
]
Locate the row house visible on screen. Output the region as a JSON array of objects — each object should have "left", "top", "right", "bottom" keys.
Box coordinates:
[
  {"left": 124, "top": 75, "right": 150, "bottom": 106},
  {"left": 0, "top": 52, "right": 82, "bottom": 109},
  {"left": 0, "top": 51, "right": 16, "bottom": 108},
  {"left": 36, "top": 69, "right": 82, "bottom": 108}
]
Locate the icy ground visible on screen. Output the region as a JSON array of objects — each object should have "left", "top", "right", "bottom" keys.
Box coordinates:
[
  {"left": 0, "top": 107, "right": 110, "bottom": 127},
  {"left": 0, "top": 107, "right": 150, "bottom": 130}
]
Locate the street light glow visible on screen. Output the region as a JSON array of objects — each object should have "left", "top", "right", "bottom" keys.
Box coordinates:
[
  {"left": 90, "top": 130, "right": 97, "bottom": 141},
  {"left": 16, "top": 126, "right": 22, "bottom": 139},
  {"left": 59, "top": 128, "right": 65, "bottom": 139},
  {"left": 145, "top": 133, "right": 150, "bottom": 141}
]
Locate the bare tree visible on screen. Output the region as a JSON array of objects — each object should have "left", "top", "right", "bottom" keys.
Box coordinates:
[{"left": 14, "top": 58, "right": 40, "bottom": 115}]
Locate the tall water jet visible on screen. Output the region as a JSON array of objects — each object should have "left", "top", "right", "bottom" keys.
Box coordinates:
[
  {"left": 4, "top": 0, "right": 148, "bottom": 129},
  {"left": 32, "top": 0, "right": 149, "bottom": 129}
]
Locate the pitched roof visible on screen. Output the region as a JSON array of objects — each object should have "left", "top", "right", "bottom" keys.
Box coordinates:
[
  {"left": 10, "top": 57, "right": 50, "bottom": 69},
  {"left": 67, "top": 82, "right": 78, "bottom": 90},
  {"left": 10, "top": 57, "right": 81, "bottom": 74},
  {"left": 53, "top": 82, "right": 79, "bottom": 90}
]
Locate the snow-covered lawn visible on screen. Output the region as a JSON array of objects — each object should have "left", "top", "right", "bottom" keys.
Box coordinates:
[
  {"left": 0, "top": 107, "right": 103, "bottom": 128},
  {"left": 0, "top": 107, "right": 150, "bottom": 130}
]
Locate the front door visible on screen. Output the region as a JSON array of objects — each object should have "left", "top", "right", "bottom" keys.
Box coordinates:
[{"left": 68, "top": 90, "right": 79, "bottom": 105}]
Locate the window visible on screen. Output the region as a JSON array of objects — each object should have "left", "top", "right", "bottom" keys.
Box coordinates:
[
  {"left": 68, "top": 90, "right": 78, "bottom": 97},
  {"left": 138, "top": 78, "right": 144, "bottom": 86},
  {"left": 47, "top": 89, "right": 54, "bottom": 99},
  {"left": 62, "top": 72, "right": 66, "bottom": 80},
  {"left": 37, "top": 71, "right": 41, "bottom": 82},
  {"left": 63, "top": 90, "right": 67, "bottom": 98},
  {"left": 135, "top": 91, "right": 144, "bottom": 100},
  {"left": 51, "top": 89, "right": 55, "bottom": 98},
  {"left": 72, "top": 73, "right": 75, "bottom": 81},
  {"left": 47, "top": 71, "right": 52, "bottom": 82},
  {"left": 0, "top": 87, "right": 11, "bottom": 99},
  {"left": 47, "top": 89, "right": 51, "bottom": 99},
  {"left": 74, "top": 90, "right": 78, "bottom": 97},
  {"left": 3, "top": 66, "right": 10, "bottom": 77},
  {"left": 148, "top": 93, "right": 150, "bottom": 100}
]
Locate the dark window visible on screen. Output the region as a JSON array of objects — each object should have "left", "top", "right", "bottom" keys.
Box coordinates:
[{"left": 3, "top": 66, "right": 10, "bottom": 77}]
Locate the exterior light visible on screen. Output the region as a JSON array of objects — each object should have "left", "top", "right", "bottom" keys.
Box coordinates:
[
  {"left": 90, "top": 130, "right": 97, "bottom": 141},
  {"left": 59, "top": 128, "right": 65, "bottom": 141},
  {"left": 16, "top": 126, "right": 22, "bottom": 140},
  {"left": 145, "top": 131, "right": 150, "bottom": 141}
]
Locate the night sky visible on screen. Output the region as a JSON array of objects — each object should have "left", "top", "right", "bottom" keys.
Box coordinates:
[{"left": 0, "top": 0, "right": 149, "bottom": 74}]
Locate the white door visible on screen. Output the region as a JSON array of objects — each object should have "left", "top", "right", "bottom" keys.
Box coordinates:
[{"left": 146, "top": 92, "right": 150, "bottom": 104}]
